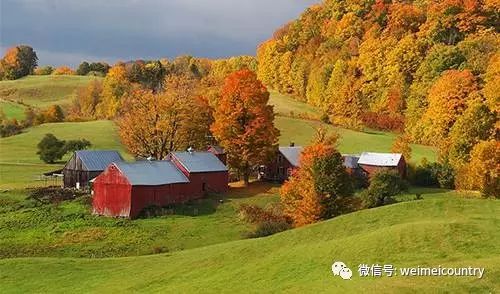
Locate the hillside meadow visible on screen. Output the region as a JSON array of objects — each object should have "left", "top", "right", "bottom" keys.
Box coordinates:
[
  {"left": 0, "top": 75, "right": 100, "bottom": 108},
  {"left": 0, "top": 192, "right": 498, "bottom": 293}
]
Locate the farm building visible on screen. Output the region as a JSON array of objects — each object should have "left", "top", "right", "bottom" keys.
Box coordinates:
[
  {"left": 343, "top": 155, "right": 361, "bottom": 175},
  {"left": 63, "top": 150, "right": 123, "bottom": 189},
  {"left": 168, "top": 151, "right": 229, "bottom": 194},
  {"left": 92, "top": 160, "right": 190, "bottom": 218},
  {"left": 260, "top": 145, "right": 303, "bottom": 182},
  {"left": 207, "top": 145, "right": 227, "bottom": 165},
  {"left": 93, "top": 151, "right": 229, "bottom": 218},
  {"left": 357, "top": 152, "right": 406, "bottom": 178}
]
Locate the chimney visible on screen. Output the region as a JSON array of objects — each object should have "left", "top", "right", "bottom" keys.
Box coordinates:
[
  {"left": 146, "top": 156, "right": 154, "bottom": 161},
  {"left": 290, "top": 142, "right": 295, "bottom": 147},
  {"left": 187, "top": 147, "right": 194, "bottom": 154}
]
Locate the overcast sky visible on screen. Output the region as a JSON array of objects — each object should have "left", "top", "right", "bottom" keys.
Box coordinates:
[{"left": 0, "top": 0, "right": 318, "bottom": 67}]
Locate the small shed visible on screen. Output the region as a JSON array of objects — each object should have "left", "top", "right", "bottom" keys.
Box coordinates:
[
  {"left": 92, "top": 160, "right": 190, "bottom": 218},
  {"left": 63, "top": 150, "right": 123, "bottom": 189},
  {"left": 169, "top": 151, "right": 229, "bottom": 194},
  {"left": 357, "top": 152, "right": 406, "bottom": 178},
  {"left": 207, "top": 145, "right": 227, "bottom": 165}
]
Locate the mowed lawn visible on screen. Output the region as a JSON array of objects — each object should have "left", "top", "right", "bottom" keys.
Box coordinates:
[
  {"left": 1, "top": 192, "right": 498, "bottom": 293},
  {"left": 0, "top": 120, "right": 128, "bottom": 189},
  {"left": 0, "top": 182, "right": 280, "bottom": 258},
  {"left": 0, "top": 75, "right": 100, "bottom": 108},
  {"left": 269, "top": 90, "right": 320, "bottom": 118}
]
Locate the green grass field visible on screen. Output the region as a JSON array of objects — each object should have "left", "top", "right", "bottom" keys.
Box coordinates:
[
  {"left": 269, "top": 90, "right": 320, "bottom": 118},
  {"left": 0, "top": 191, "right": 498, "bottom": 293},
  {"left": 0, "top": 75, "right": 100, "bottom": 108},
  {"left": 0, "top": 120, "right": 128, "bottom": 189},
  {"left": 0, "top": 100, "right": 26, "bottom": 120},
  {"left": 0, "top": 182, "right": 280, "bottom": 259}
]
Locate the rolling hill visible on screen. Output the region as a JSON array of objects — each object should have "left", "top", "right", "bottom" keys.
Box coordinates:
[
  {"left": 1, "top": 192, "right": 498, "bottom": 293},
  {"left": 0, "top": 75, "right": 100, "bottom": 108}
]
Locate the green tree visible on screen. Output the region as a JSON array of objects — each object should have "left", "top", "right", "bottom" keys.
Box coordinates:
[
  {"left": 76, "top": 61, "right": 91, "bottom": 75},
  {"left": 361, "top": 171, "right": 408, "bottom": 208},
  {"left": 37, "top": 134, "right": 66, "bottom": 163}
]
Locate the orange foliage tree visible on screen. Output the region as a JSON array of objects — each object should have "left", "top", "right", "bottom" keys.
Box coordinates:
[
  {"left": 211, "top": 70, "right": 279, "bottom": 185},
  {"left": 118, "top": 76, "right": 210, "bottom": 159},
  {"left": 280, "top": 131, "right": 353, "bottom": 227},
  {"left": 52, "top": 66, "right": 75, "bottom": 75}
]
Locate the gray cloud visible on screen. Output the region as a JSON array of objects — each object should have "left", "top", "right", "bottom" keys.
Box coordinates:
[{"left": 0, "top": 0, "right": 318, "bottom": 66}]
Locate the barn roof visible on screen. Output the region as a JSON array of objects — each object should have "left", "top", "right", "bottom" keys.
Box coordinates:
[
  {"left": 357, "top": 152, "right": 402, "bottom": 167},
  {"left": 114, "top": 160, "right": 189, "bottom": 186},
  {"left": 208, "top": 145, "right": 225, "bottom": 154},
  {"left": 343, "top": 155, "right": 360, "bottom": 168},
  {"left": 171, "top": 151, "right": 228, "bottom": 173},
  {"left": 75, "top": 150, "right": 123, "bottom": 171},
  {"left": 279, "top": 146, "right": 303, "bottom": 167}
]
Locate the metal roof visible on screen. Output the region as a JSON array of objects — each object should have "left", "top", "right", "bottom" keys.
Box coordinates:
[
  {"left": 357, "top": 152, "right": 402, "bottom": 167},
  {"left": 114, "top": 160, "right": 189, "bottom": 186},
  {"left": 171, "top": 151, "right": 228, "bottom": 173},
  {"left": 279, "top": 146, "right": 303, "bottom": 167},
  {"left": 208, "top": 146, "right": 225, "bottom": 154},
  {"left": 343, "top": 155, "right": 360, "bottom": 169},
  {"left": 75, "top": 150, "right": 123, "bottom": 171}
]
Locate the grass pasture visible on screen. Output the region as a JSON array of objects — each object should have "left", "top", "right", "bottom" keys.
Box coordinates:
[
  {"left": 0, "top": 120, "right": 129, "bottom": 189},
  {"left": 0, "top": 75, "right": 100, "bottom": 108},
  {"left": 0, "top": 100, "right": 26, "bottom": 120},
  {"left": 0, "top": 192, "right": 498, "bottom": 293},
  {"left": 0, "top": 182, "right": 280, "bottom": 259}
]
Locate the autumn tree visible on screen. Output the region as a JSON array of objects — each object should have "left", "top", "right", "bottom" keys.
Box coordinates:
[
  {"left": 456, "top": 140, "right": 499, "bottom": 198},
  {"left": 68, "top": 79, "right": 103, "bottom": 120},
  {"left": 211, "top": 70, "right": 279, "bottom": 185},
  {"left": 417, "top": 70, "right": 478, "bottom": 146},
  {"left": 97, "top": 64, "right": 131, "bottom": 119},
  {"left": 52, "top": 66, "right": 75, "bottom": 75},
  {"left": 0, "top": 45, "right": 38, "bottom": 80},
  {"left": 392, "top": 135, "right": 412, "bottom": 162},
  {"left": 280, "top": 131, "right": 353, "bottom": 227},
  {"left": 43, "top": 105, "right": 65, "bottom": 123},
  {"left": 119, "top": 76, "right": 211, "bottom": 159}
]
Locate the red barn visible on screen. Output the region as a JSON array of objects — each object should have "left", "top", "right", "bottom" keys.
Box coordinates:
[
  {"left": 92, "top": 160, "right": 191, "bottom": 218},
  {"left": 168, "top": 151, "right": 229, "bottom": 194},
  {"left": 260, "top": 146, "right": 303, "bottom": 182},
  {"left": 357, "top": 152, "right": 406, "bottom": 178},
  {"left": 93, "top": 151, "right": 229, "bottom": 219},
  {"left": 207, "top": 145, "right": 227, "bottom": 165}
]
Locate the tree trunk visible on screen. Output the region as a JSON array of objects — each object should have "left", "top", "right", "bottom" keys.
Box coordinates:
[{"left": 243, "top": 172, "right": 250, "bottom": 186}]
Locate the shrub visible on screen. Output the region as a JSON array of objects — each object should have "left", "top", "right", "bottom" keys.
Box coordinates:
[
  {"left": 361, "top": 170, "right": 408, "bottom": 208},
  {"left": 411, "top": 160, "right": 455, "bottom": 189},
  {"left": 34, "top": 66, "right": 54, "bottom": 75},
  {"left": 27, "top": 186, "right": 89, "bottom": 204},
  {"left": 0, "top": 118, "right": 23, "bottom": 137},
  {"left": 361, "top": 111, "right": 404, "bottom": 132},
  {"left": 239, "top": 204, "right": 292, "bottom": 238}
]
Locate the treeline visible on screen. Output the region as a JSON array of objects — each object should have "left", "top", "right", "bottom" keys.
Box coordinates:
[
  {"left": 67, "top": 55, "right": 257, "bottom": 121},
  {"left": 257, "top": 0, "right": 499, "bottom": 195}
]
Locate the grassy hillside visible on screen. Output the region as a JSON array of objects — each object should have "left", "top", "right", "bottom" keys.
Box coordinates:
[
  {"left": 269, "top": 90, "right": 319, "bottom": 118},
  {"left": 0, "top": 120, "right": 127, "bottom": 189},
  {"left": 1, "top": 192, "right": 498, "bottom": 293},
  {"left": 0, "top": 75, "right": 100, "bottom": 108},
  {"left": 0, "top": 182, "right": 279, "bottom": 258}
]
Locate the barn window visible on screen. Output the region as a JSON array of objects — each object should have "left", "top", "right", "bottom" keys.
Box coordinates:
[
  {"left": 202, "top": 182, "right": 207, "bottom": 192},
  {"left": 278, "top": 155, "right": 283, "bottom": 163},
  {"left": 278, "top": 167, "right": 284, "bottom": 176}
]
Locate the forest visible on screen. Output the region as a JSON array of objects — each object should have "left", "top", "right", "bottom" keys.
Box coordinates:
[{"left": 256, "top": 0, "right": 498, "bottom": 194}]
